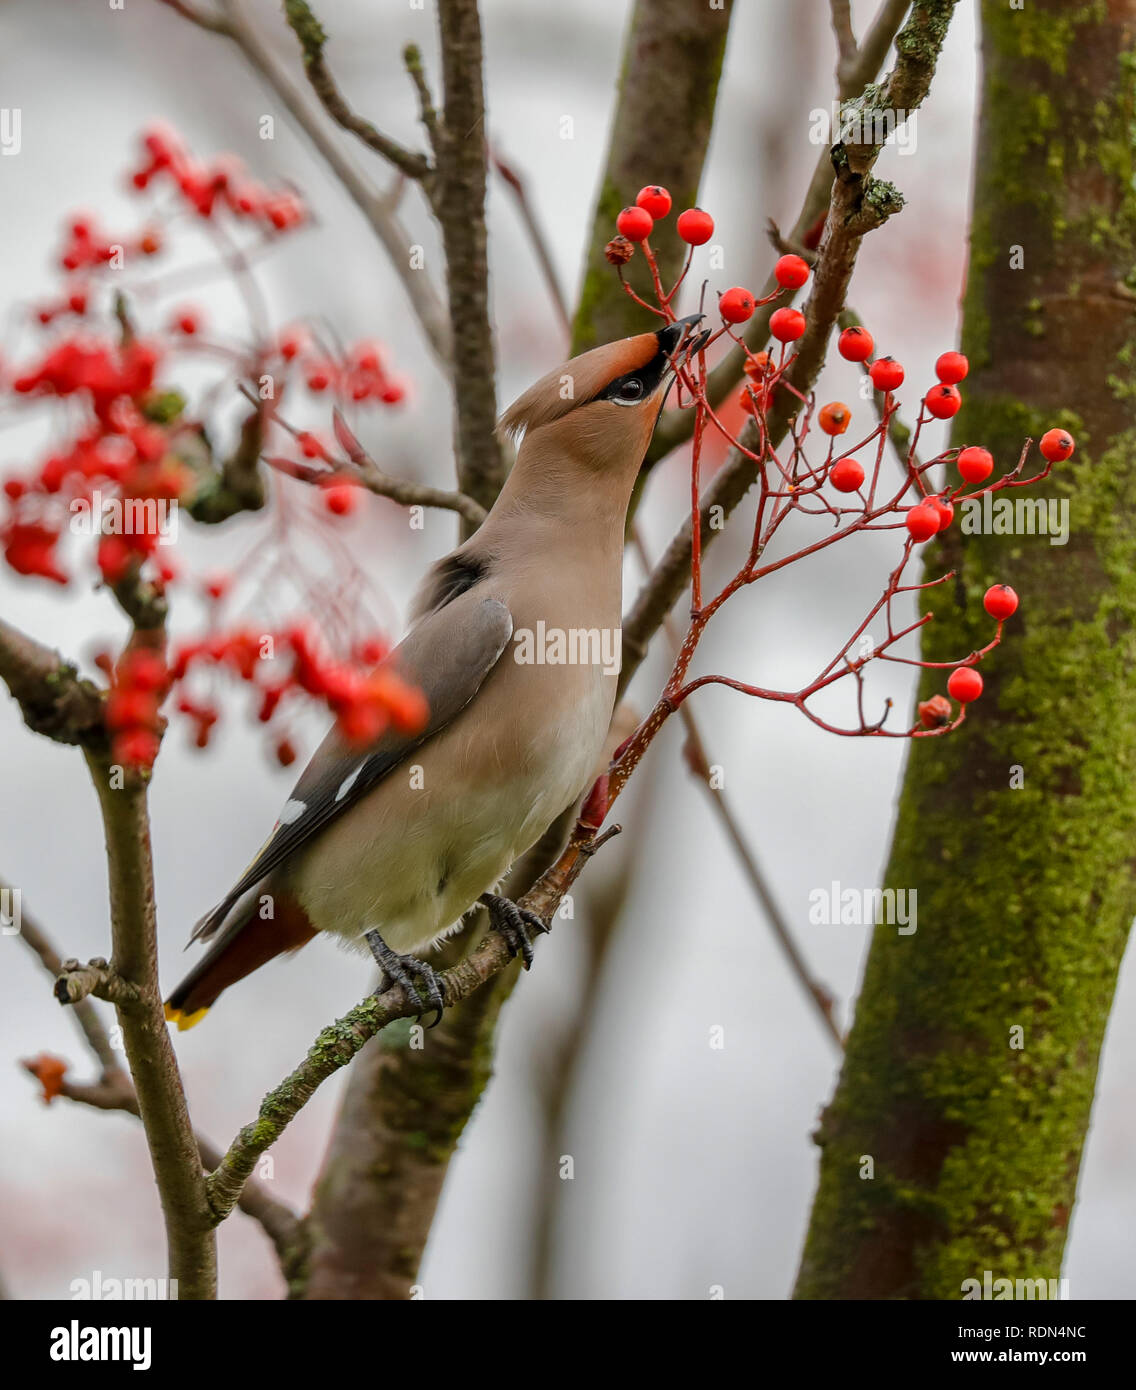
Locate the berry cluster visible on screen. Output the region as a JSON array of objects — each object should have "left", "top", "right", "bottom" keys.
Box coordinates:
[
  {"left": 168, "top": 623, "right": 426, "bottom": 764},
  {"left": 291, "top": 335, "right": 408, "bottom": 406},
  {"left": 129, "top": 124, "right": 304, "bottom": 231},
  {"left": 1, "top": 131, "right": 418, "bottom": 776},
  {"left": 603, "top": 182, "right": 1075, "bottom": 736}
]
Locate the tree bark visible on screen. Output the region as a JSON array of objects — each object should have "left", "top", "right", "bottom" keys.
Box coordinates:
[
  {"left": 571, "top": 0, "right": 734, "bottom": 354},
  {"left": 795, "top": 0, "right": 1136, "bottom": 1299}
]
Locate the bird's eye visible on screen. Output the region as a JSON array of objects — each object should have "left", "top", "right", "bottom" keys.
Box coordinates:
[{"left": 618, "top": 379, "right": 644, "bottom": 401}]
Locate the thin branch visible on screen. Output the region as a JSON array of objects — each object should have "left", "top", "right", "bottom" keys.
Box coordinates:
[
  {"left": 174, "top": 0, "right": 452, "bottom": 368},
  {"left": 646, "top": 0, "right": 912, "bottom": 469},
  {"left": 404, "top": 43, "right": 440, "bottom": 153},
  {"left": 495, "top": 151, "right": 572, "bottom": 336},
  {"left": 629, "top": 533, "right": 843, "bottom": 1050},
  {"left": 0, "top": 618, "right": 105, "bottom": 748},
  {"left": 81, "top": 750, "right": 217, "bottom": 1298},
  {"left": 432, "top": 0, "right": 506, "bottom": 525},
  {"left": 280, "top": 0, "right": 432, "bottom": 181},
  {"left": 493, "top": 150, "right": 570, "bottom": 337},
  {"left": 15, "top": 896, "right": 304, "bottom": 1278},
  {"left": 621, "top": 0, "right": 960, "bottom": 696},
  {"left": 830, "top": 0, "right": 858, "bottom": 75},
  {"left": 205, "top": 819, "right": 619, "bottom": 1224},
  {"left": 7, "top": 883, "right": 124, "bottom": 1080}
]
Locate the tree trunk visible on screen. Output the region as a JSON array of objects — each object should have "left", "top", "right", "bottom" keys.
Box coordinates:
[{"left": 795, "top": 0, "right": 1136, "bottom": 1299}]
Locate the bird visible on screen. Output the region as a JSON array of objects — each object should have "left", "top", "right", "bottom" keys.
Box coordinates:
[{"left": 163, "top": 313, "right": 705, "bottom": 1030}]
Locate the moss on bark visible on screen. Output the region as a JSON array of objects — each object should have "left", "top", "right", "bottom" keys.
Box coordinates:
[{"left": 795, "top": 0, "right": 1136, "bottom": 1300}]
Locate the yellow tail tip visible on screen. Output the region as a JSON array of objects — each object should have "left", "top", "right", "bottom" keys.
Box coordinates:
[{"left": 163, "top": 1002, "right": 209, "bottom": 1031}]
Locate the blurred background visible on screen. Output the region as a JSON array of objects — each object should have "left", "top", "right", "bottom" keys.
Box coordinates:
[{"left": 2, "top": 0, "right": 1133, "bottom": 1299}]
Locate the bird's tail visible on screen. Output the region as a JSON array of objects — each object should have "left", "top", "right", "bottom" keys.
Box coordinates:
[{"left": 164, "top": 887, "right": 316, "bottom": 1030}]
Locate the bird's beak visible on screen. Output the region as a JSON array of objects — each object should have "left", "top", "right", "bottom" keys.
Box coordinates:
[{"left": 655, "top": 312, "right": 705, "bottom": 359}]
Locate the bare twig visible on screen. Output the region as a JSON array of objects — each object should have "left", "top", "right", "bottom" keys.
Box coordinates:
[
  {"left": 830, "top": 0, "right": 858, "bottom": 74},
  {"left": 493, "top": 150, "right": 570, "bottom": 337},
  {"left": 0, "top": 618, "right": 105, "bottom": 748},
  {"left": 81, "top": 751, "right": 217, "bottom": 1298},
  {"left": 15, "top": 894, "right": 304, "bottom": 1277},
  {"left": 280, "top": 0, "right": 432, "bottom": 181},
  {"left": 431, "top": 0, "right": 505, "bottom": 524},
  {"left": 164, "top": 0, "right": 452, "bottom": 368},
  {"left": 629, "top": 532, "right": 843, "bottom": 1049}
]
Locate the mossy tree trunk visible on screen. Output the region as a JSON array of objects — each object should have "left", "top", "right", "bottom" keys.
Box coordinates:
[{"left": 795, "top": 0, "right": 1136, "bottom": 1300}]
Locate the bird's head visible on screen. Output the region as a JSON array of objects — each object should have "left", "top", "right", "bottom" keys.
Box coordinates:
[{"left": 498, "top": 314, "right": 706, "bottom": 474}]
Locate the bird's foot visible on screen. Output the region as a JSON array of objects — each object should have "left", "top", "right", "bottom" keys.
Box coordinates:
[
  {"left": 478, "top": 893, "right": 550, "bottom": 970},
  {"left": 365, "top": 929, "right": 445, "bottom": 1026}
]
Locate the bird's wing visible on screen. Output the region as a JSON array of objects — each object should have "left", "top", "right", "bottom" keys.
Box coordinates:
[{"left": 190, "top": 594, "right": 513, "bottom": 942}]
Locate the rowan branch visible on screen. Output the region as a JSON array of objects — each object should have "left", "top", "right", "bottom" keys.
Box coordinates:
[
  {"left": 205, "top": 820, "right": 619, "bottom": 1224},
  {"left": 14, "top": 892, "right": 305, "bottom": 1279},
  {"left": 493, "top": 150, "right": 570, "bottom": 338},
  {"left": 432, "top": 0, "right": 505, "bottom": 525},
  {"left": 628, "top": 532, "right": 843, "bottom": 1049},
  {"left": 81, "top": 749, "right": 217, "bottom": 1298},
  {"left": 281, "top": 0, "right": 432, "bottom": 181},
  {"left": 645, "top": 0, "right": 912, "bottom": 469},
  {"left": 621, "top": 0, "right": 959, "bottom": 694},
  {"left": 0, "top": 618, "right": 105, "bottom": 748},
  {"left": 159, "top": 0, "right": 452, "bottom": 369}
]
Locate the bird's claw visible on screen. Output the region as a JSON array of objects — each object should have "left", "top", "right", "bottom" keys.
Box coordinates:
[
  {"left": 364, "top": 928, "right": 445, "bottom": 1027},
  {"left": 478, "top": 893, "right": 550, "bottom": 970}
]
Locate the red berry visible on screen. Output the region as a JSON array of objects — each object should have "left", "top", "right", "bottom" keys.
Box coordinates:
[
  {"left": 947, "top": 667, "right": 983, "bottom": 703},
  {"left": 918, "top": 694, "right": 953, "bottom": 729},
  {"left": 838, "top": 326, "right": 873, "bottom": 362},
  {"left": 173, "top": 309, "right": 199, "bottom": 336},
  {"left": 770, "top": 307, "right": 806, "bottom": 342},
  {"left": 957, "top": 445, "right": 994, "bottom": 484},
  {"left": 830, "top": 457, "right": 864, "bottom": 492},
  {"left": 719, "top": 287, "right": 755, "bottom": 324},
  {"left": 676, "top": 208, "right": 714, "bottom": 245},
  {"left": 1039, "top": 428, "right": 1075, "bottom": 462},
  {"left": 635, "top": 185, "right": 671, "bottom": 219},
  {"left": 818, "top": 401, "right": 851, "bottom": 436},
  {"left": 869, "top": 356, "right": 904, "bottom": 391},
  {"left": 924, "top": 384, "right": 962, "bottom": 419},
  {"left": 616, "top": 205, "right": 653, "bottom": 242},
  {"left": 323, "top": 482, "right": 358, "bottom": 516},
  {"left": 984, "top": 584, "right": 1019, "bottom": 620},
  {"left": 935, "top": 351, "right": 969, "bottom": 385},
  {"left": 774, "top": 254, "right": 809, "bottom": 290},
  {"left": 905, "top": 502, "right": 940, "bottom": 542},
  {"left": 930, "top": 496, "right": 954, "bottom": 532},
  {"left": 743, "top": 350, "right": 771, "bottom": 380},
  {"left": 203, "top": 572, "right": 230, "bottom": 601}
]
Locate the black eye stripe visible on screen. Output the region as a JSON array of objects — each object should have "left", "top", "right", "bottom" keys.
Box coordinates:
[{"left": 599, "top": 347, "right": 670, "bottom": 403}]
